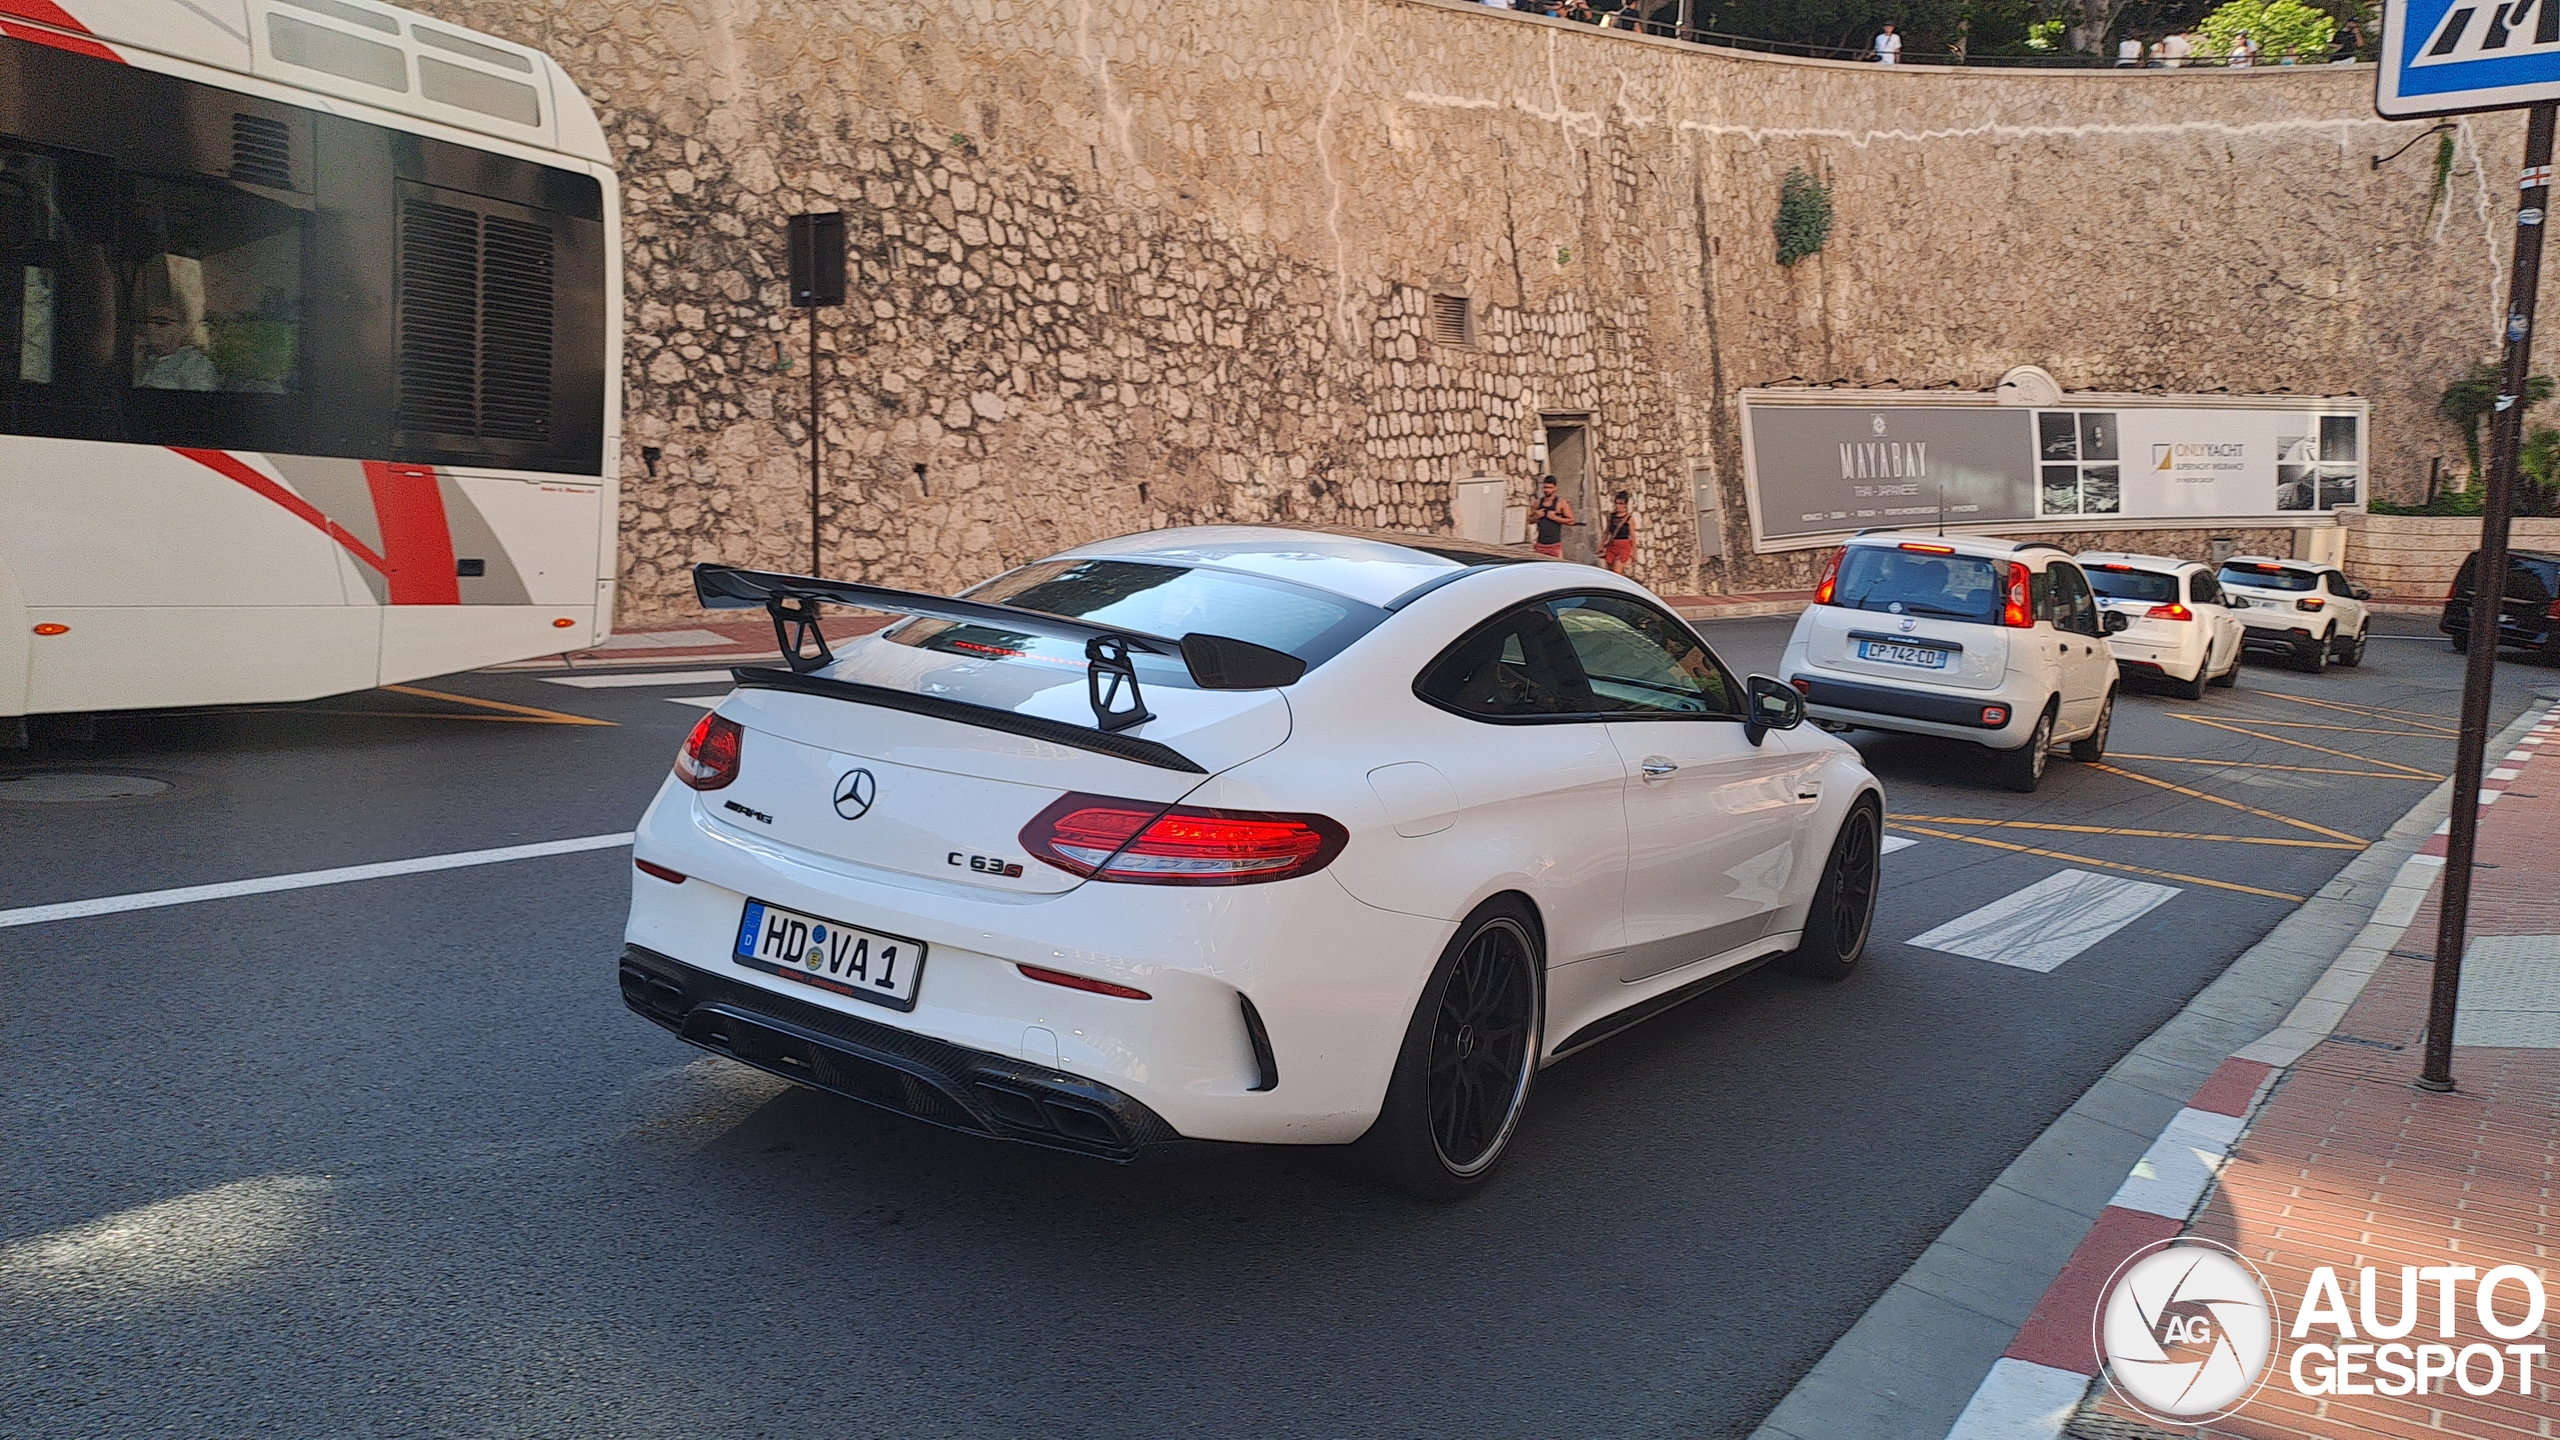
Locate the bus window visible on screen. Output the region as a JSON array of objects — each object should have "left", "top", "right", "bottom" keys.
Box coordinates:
[
  {"left": 0, "top": 150, "right": 59, "bottom": 385},
  {"left": 125, "top": 176, "right": 304, "bottom": 396}
]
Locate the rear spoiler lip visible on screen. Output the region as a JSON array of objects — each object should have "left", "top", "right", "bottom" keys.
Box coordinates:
[{"left": 728, "top": 668, "right": 1210, "bottom": 775}]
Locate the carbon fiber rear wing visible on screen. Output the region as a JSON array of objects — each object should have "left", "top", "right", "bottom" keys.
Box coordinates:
[{"left": 692, "top": 563, "right": 1305, "bottom": 735}]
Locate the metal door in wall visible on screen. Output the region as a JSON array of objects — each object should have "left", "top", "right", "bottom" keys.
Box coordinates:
[{"left": 1544, "top": 418, "right": 1596, "bottom": 565}]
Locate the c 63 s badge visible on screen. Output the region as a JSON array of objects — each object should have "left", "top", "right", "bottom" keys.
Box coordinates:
[{"left": 951, "top": 851, "right": 1025, "bottom": 878}]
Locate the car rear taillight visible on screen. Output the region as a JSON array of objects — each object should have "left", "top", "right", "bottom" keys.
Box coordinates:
[
  {"left": 2545, "top": 599, "right": 2560, "bottom": 621},
  {"left": 1982, "top": 705, "right": 2009, "bottom": 726},
  {"left": 2001, "top": 561, "right": 2034, "bottom": 628},
  {"left": 1898, "top": 541, "right": 1956, "bottom": 555},
  {"left": 674, "top": 712, "right": 743, "bottom": 791},
  {"left": 2144, "top": 603, "right": 2194, "bottom": 621},
  {"left": 1020, "top": 793, "right": 1350, "bottom": 886},
  {"left": 2296, "top": 597, "right": 2325, "bottom": 612},
  {"left": 1815, "top": 547, "right": 1844, "bottom": 605}
]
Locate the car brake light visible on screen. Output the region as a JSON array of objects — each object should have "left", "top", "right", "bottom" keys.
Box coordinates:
[
  {"left": 2144, "top": 603, "right": 2194, "bottom": 621},
  {"left": 2296, "top": 597, "right": 2325, "bottom": 612},
  {"left": 634, "top": 858, "right": 688, "bottom": 884},
  {"left": 2001, "top": 561, "right": 2033, "bottom": 628},
  {"left": 1898, "top": 541, "right": 1956, "bottom": 554},
  {"left": 1815, "top": 547, "right": 1844, "bottom": 605},
  {"left": 1016, "top": 963, "right": 1152, "bottom": 1000},
  {"left": 674, "top": 712, "right": 743, "bottom": 791},
  {"left": 1020, "top": 792, "right": 1349, "bottom": 886},
  {"left": 2100, "top": 563, "right": 2131, "bottom": 571},
  {"left": 1790, "top": 676, "right": 1812, "bottom": 695}
]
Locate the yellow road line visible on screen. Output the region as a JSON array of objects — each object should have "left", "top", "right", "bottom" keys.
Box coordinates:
[
  {"left": 2104, "top": 753, "right": 2438, "bottom": 781},
  {"left": 2163, "top": 715, "right": 2444, "bottom": 779},
  {"left": 1888, "top": 823, "right": 2308, "bottom": 902},
  {"left": 2087, "top": 760, "right": 2372, "bottom": 843},
  {"left": 1888, "top": 814, "right": 2362, "bottom": 850},
  {"left": 2250, "top": 690, "right": 2464, "bottom": 730},
  {"left": 378, "top": 684, "right": 616, "bottom": 727},
  {"left": 2178, "top": 717, "right": 2448, "bottom": 737}
]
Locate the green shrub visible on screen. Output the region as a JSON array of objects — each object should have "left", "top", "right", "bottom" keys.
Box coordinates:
[{"left": 1775, "top": 167, "right": 1833, "bottom": 267}]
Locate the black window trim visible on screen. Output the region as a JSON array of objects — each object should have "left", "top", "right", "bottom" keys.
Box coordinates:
[{"left": 1411, "top": 586, "right": 1748, "bottom": 727}]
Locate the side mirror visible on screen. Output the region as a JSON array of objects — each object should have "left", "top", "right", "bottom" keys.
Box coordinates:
[
  {"left": 2103, "top": 610, "right": 2131, "bottom": 634},
  {"left": 1745, "top": 674, "right": 1804, "bottom": 745},
  {"left": 2352, "top": 586, "right": 2373, "bottom": 601}
]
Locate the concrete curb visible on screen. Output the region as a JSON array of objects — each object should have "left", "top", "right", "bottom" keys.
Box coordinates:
[
  {"left": 1747, "top": 697, "right": 2558, "bottom": 1440},
  {"left": 1675, "top": 600, "right": 1813, "bottom": 622}
]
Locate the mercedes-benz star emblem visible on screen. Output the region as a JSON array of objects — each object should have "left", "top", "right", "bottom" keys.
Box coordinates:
[{"left": 832, "top": 768, "right": 877, "bottom": 820}]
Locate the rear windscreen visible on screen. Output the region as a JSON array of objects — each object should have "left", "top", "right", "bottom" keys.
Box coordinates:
[
  {"left": 881, "top": 559, "right": 1385, "bottom": 687},
  {"left": 2219, "top": 563, "right": 2315, "bottom": 593},
  {"left": 2086, "top": 568, "right": 2179, "bottom": 603},
  {"left": 1827, "top": 547, "right": 2004, "bottom": 623}
]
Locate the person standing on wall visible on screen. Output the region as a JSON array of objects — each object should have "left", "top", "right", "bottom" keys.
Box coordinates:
[
  {"left": 1530, "top": 476, "right": 1577, "bottom": 558},
  {"left": 1602, "top": 492, "right": 1635, "bottom": 574},
  {"left": 1872, "top": 22, "right": 1901, "bottom": 62}
]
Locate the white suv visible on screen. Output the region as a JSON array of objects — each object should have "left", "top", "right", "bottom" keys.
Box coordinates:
[
  {"left": 2217, "top": 556, "right": 2372, "bottom": 672},
  {"left": 1781, "top": 535, "right": 2123, "bottom": 792},
  {"left": 2078, "top": 551, "right": 2246, "bottom": 699}
]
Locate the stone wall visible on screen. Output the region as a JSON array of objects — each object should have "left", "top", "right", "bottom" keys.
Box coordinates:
[
  {"left": 2343, "top": 514, "right": 2560, "bottom": 603},
  {"left": 413, "top": 0, "right": 2521, "bottom": 623}
]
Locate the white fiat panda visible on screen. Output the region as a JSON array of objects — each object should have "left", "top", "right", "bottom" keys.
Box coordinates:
[{"left": 1780, "top": 535, "right": 2125, "bottom": 792}]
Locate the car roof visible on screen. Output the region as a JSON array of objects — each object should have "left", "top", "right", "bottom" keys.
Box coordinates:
[
  {"left": 2078, "top": 551, "right": 2201, "bottom": 572},
  {"left": 2222, "top": 555, "right": 2323, "bottom": 572},
  {"left": 1841, "top": 533, "right": 2071, "bottom": 562},
  {"left": 1050, "top": 525, "right": 1542, "bottom": 609}
]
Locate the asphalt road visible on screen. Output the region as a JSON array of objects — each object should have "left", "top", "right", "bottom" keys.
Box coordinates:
[{"left": 2, "top": 613, "right": 2548, "bottom": 1439}]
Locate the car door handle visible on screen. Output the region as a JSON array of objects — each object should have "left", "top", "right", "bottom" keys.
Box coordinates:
[{"left": 1640, "top": 758, "right": 1678, "bottom": 781}]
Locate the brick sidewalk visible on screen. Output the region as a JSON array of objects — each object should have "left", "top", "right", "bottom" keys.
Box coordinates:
[{"left": 2074, "top": 714, "right": 2560, "bottom": 1438}]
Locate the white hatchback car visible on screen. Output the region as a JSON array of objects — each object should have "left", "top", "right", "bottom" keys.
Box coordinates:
[
  {"left": 623, "top": 528, "right": 1885, "bottom": 1198},
  {"left": 2217, "top": 556, "right": 2373, "bottom": 672},
  {"left": 1779, "top": 534, "right": 2123, "bottom": 792},
  {"left": 2077, "top": 552, "right": 2245, "bottom": 699}
]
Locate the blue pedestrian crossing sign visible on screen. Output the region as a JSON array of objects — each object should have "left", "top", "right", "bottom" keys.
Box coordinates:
[{"left": 2382, "top": 0, "right": 2560, "bottom": 116}]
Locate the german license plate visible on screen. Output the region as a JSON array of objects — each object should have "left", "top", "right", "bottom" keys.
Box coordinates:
[
  {"left": 1856, "top": 640, "right": 1950, "bottom": 669},
  {"left": 734, "top": 899, "right": 926, "bottom": 1011}
]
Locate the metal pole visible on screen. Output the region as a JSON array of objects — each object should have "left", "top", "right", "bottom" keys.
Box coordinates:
[
  {"left": 809, "top": 303, "right": 821, "bottom": 576},
  {"left": 2419, "top": 100, "right": 2555, "bottom": 1092}
]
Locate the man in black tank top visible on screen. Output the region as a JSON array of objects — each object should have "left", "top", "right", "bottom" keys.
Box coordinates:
[{"left": 1530, "top": 476, "right": 1576, "bottom": 558}]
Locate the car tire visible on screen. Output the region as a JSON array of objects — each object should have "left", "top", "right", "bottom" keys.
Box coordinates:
[
  {"left": 2300, "top": 636, "right": 2329, "bottom": 674},
  {"left": 2451, "top": 629, "right": 2470, "bottom": 654},
  {"left": 1788, "top": 800, "right": 1881, "bottom": 981},
  {"left": 2175, "top": 659, "right": 2209, "bottom": 701},
  {"left": 1996, "top": 708, "right": 2053, "bottom": 793},
  {"left": 1355, "top": 897, "right": 1544, "bottom": 1201},
  {"left": 2209, "top": 645, "right": 2241, "bottom": 688},
  {"left": 2069, "top": 689, "right": 2114, "bottom": 763},
  {"left": 2334, "top": 625, "right": 2367, "bottom": 668}
]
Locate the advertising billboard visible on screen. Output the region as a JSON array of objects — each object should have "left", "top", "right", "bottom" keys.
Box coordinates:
[{"left": 1739, "top": 393, "right": 2365, "bottom": 551}]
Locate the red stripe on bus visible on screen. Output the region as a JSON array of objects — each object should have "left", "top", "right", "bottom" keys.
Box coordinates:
[
  {"left": 0, "top": 1, "right": 120, "bottom": 61},
  {"left": 361, "top": 462, "right": 462, "bottom": 605},
  {"left": 170, "top": 447, "right": 392, "bottom": 577}
]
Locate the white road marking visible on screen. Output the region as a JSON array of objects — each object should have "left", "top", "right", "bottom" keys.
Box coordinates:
[
  {"left": 667, "top": 695, "right": 726, "bottom": 708},
  {"left": 0, "top": 833, "right": 635, "bottom": 929},
  {"left": 1906, "top": 869, "right": 2182, "bottom": 973},
  {"left": 541, "top": 670, "right": 737, "bottom": 689},
  {"left": 1883, "top": 835, "right": 1919, "bottom": 854}
]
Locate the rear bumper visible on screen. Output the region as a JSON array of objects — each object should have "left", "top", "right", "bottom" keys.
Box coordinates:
[
  {"left": 2440, "top": 603, "right": 2560, "bottom": 650},
  {"left": 1791, "top": 673, "right": 2037, "bottom": 749},
  {"left": 2239, "top": 622, "right": 2323, "bottom": 654},
  {"left": 620, "top": 944, "right": 1197, "bottom": 1162}
]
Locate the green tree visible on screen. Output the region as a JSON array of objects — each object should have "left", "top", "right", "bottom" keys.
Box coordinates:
[
  {"left": 2440, "top": 360, "right": 2558, "bottom": 486},
  {"left": 2198, "top": 0, "right": 2333, "bottom": 59},
  {"left": 2522, "top": 425, "right": 2560, "bottom": 516}
]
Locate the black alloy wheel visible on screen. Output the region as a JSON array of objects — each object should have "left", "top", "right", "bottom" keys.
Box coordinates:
[
  {"left": 2300, "top": 635, "right": 2329, "bottom": 673},
  {"left": 1425, "top": 917, "right": 1539, "bottom": 1177},
  {"left": 1789, "top": 801, "right": 1881, "bottom": 980},
  {"left": 1358, "top": 900, "right": 1544, "bottom": 1200},
  {"left": 2334, "top": 626, "right": 2367, "bottom": 668}
]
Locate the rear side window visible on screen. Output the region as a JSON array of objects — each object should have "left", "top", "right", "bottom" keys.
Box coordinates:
[
  {"left": 2048, "top": 563, "right": 2098, "bottom": 633},
  {"left": 1828, "top": 546, "right": 2006, "bottom": 623},
  {"left": 2508, "top": 561, "right": 2557, "bottom": 602},
  {"left": 2189, "top": 571, "right": 2221, "bottom": 605},
  {"left": 1416, "top": 605, "right": 1593, "bottom": 718},
  {"left": 2323, "top": 571, "right": 2352, "bottom": 596},
  {"left": 2220, "top": 563, "right": 2316, "bottom": 593},
  {"left": 2086, "top": 567, "right": 2179, "bottom": 604}
]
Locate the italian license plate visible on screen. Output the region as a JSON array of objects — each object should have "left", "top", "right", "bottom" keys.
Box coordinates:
[
  {"left": 1856, "top": 640, "right": 1950, "bottom": 669},
  {"left": 734, "top": 899, "right": 926, "bottom": 1011}
]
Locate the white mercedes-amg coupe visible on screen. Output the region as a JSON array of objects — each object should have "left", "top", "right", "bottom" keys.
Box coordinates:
[{"left": 620, "top": 527, "right": 1885, "bottom": 1197}]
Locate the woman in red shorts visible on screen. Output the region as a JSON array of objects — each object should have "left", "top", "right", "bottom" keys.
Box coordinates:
[{"left": 1602, "top": 491, "right": 1635, "bottom": 573}]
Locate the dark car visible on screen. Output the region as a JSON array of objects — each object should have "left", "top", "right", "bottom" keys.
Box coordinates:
[{"left": 2440, "top": 549, "right": 2560, "bottom": 655}]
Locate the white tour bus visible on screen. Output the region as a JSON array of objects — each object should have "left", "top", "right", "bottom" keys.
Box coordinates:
[{"left": 0, "top": 0, "right": 620, "bottom": 733}]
